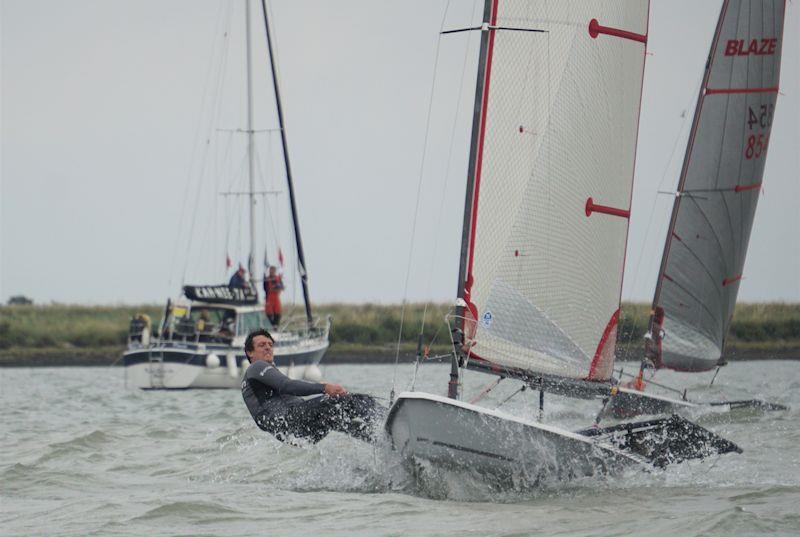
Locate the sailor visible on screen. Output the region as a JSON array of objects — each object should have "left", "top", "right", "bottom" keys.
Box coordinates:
[
  {"left": 196, "top": 309, "right": 212, "bottom": 333},
  {"left": 219, "top": 311, "right": 236, "bottom": 339},
  {"left": 241, "top": 329, "right": 384, "bottom": 443},
  {"left": 228, "top": 265, "right": 248, "bottom": 289}
]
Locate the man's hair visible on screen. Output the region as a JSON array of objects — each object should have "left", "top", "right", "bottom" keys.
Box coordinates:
[{"left": 244, "top": 329, "right": 274, "bottom": 357}]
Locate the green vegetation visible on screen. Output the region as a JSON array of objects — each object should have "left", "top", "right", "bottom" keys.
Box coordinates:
[
  {"left": 319, "top": 302, "right": 456, "bottom": 351},
  {"left": 0, "top": 304, "right": 163, "bottom": 350},
  {"left": 615, "top": 302, "right": 800, "bottom": 344},
  {"left": 1, "top": 302, "right": 798, "bottom": 365}
]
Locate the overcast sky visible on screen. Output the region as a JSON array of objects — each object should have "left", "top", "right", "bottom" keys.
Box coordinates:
[{"left": 1, "top": 0, "right": 798, "bottom": 307}]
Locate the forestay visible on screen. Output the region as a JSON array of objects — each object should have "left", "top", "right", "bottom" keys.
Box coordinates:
[
  {"left": 459, "top": 1, "right": 649, "bottom": 381},
  {"left": 651, "top": 0, "right": 786, "bottom": 372}
]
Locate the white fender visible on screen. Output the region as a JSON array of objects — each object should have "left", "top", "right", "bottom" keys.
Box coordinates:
[
  {"left": 205, "top": 353, "right": 220, "bottom": 368},
  {"left": 226, "top": 353, "right": 238, "bottom": 378},
  {"left": 286, "top": 363, "right": 299, "bottom": 380},
  {"left": 141, "top": 326, "right": 151, "bottom": 347},
  {"left": 304, "top": 365, "right": 322, "bottom": 382}
]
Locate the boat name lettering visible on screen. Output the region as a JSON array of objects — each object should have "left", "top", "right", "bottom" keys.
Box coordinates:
[
  {"left": 183, "top": 284, "right": 257, "bottom": 304},
  {"left": 724, "top": 38, "right": 777, "bottom": 56},
  {"left": 195, "top": 286, "right": 234, "bottom": 299}
]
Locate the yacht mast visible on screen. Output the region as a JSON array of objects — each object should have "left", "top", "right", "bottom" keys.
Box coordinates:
[
  {"left": 245, "top": 0, "right": 258, "bottom": 291},
  {"left": 260, "top": 0, "right": 313, "bottom": 326}
]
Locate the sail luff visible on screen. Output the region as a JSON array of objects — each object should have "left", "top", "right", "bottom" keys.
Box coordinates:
[
  {"left": 463, "top": 3, "right": 500, "bottom": 302},
  {"left": 456, "top": 0, "right": 496, "bottom": 323}
]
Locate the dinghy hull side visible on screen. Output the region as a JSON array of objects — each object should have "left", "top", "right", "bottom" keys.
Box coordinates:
[
  {"left": 603, "top": 386, "right": 698, "bottom": 419},
  {"left": 386, "top": 392, "right": 645, "bottom": 480}
]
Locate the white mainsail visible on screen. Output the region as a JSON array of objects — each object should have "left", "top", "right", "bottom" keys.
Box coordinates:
[
  {"left": 651, "top": 0, "right": 786, "bottom": 372},
  {"left": 459, "top": 0, "right": 649, "bottom": 381}
]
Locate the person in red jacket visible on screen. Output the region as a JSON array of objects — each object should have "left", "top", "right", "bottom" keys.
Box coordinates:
[{"left": 263, "top": 265, "right": 284, "bottom": 327}]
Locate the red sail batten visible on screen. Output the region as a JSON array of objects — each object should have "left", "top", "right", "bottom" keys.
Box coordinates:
[
  {"left": 735, "top": 182, "right": 762, "bottom": 192},
  {"left": 722, "top": 275, "right": 743, "bottom": 286},
  {"left": 588, "top": 18, "right": 647, "bottom": 44},
  {"left": 585, "top": 197, "right": 630, "bottom": 219}
]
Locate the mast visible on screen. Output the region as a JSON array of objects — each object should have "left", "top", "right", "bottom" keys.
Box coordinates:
[
  {"left": 450, "top": 0, "right": 495, "bottom": 399},
  {"left": 245, "top": 0, "right": 258, "bottom": 291},
  {"left": 456, "top": 0, "right": 494, "bottom": 318},
  {"left": 259, "top": 0, "right": 313, "bottom": 326}
]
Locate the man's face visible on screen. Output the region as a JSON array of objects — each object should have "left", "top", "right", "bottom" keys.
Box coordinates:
[{"left": 249, "top": 335, "right": 274, "bottom": 363}]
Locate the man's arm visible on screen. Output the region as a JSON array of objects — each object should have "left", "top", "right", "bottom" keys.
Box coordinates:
[
  {"left": 249, "top": 363, "right": 324, "bottom": 396},
  {"left": 246, "top": 362, "right": 347, "bottom": 396}
]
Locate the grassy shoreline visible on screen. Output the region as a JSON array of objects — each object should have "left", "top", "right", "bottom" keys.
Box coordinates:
[
  {"left": 1, "top": 302, "right": 798, "bottom": 366},
  {"left": 1, "top": 344, "right": 798, "bottom": 368}
]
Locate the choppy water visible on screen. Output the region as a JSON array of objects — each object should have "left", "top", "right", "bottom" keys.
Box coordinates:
[{"left": 1, "top": 361, "right": 799, "bottom": 536}]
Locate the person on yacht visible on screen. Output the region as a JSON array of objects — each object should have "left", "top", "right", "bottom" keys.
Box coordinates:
[
  {"left": 228, "top": 266, "right": 248, "bottom": 289},
  {"left": 241, "top": 329, "right": 383, "bottom": 443},
  {"left": 263, "top": 265, "right": 284, "bottom": 327}
]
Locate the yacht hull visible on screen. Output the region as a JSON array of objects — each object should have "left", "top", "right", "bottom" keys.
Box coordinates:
[{"left": 123, "top": 342, "right": 328, "bottom": 389}]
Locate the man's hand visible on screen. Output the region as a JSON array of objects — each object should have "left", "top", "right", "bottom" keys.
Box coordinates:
[{"left": 323, "top": 383, "right": 347, "bottom": 397}]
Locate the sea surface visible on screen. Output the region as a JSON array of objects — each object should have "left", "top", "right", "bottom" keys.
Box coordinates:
[{"left": 1, "top": 360, "right": 799, "bottom": 536}]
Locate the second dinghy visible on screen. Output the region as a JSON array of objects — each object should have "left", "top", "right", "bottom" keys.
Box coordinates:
[{"left": 606, "top": 0, "right": 789, "bottom": 418}]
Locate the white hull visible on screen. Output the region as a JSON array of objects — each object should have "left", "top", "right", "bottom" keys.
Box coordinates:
[
  {"left": 386, "top": 392, "right": 647, "bottom": 481},
  {"left": 123, "top": 338, "right": 328, "bottom": 390}
]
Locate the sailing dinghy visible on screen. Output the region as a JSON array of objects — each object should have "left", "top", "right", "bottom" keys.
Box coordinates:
[
  {"left": 606, "top": 0, "right": 789, "bottom": 418},
  {"left": 386, "top": 0, "right": 740, "bottom": 480}
]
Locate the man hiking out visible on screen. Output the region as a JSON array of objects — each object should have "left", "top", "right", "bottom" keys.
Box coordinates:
[{"left": 241, "top": 329, "right": 384, "bottom": 443}]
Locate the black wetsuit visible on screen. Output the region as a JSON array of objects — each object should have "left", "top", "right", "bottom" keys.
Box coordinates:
[{"left": 241, "top": 360, "right": 383, "bottom": 444}]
